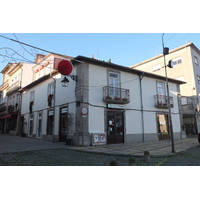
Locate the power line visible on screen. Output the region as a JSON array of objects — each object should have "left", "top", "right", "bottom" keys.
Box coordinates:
[{"left": 0, "top": 34, "right": 71, "bottom": 59}]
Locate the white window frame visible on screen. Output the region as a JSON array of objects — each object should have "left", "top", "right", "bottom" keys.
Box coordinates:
[
  {"left": 48, "top": 82, "right": 54, "bottom": 96},
  {"left": 172, "top": 57, "right": 182, "bottom": 66},
  {"left": 30, "top": 91, "right": 35, "bottom": 102},
  {"left": 194, "top": 56, "right": 199, "bottom": 65},
  {"left": 152, "top": 64, "right": 161, "bottom": 72}
]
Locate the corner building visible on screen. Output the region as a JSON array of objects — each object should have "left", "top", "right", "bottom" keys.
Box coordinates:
[{"left": 21, "top": 54, "right": 185, "bottom": 146}]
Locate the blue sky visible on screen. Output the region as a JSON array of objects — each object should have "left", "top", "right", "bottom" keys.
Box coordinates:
[{"left": 0, "top": 33, "right": 200, "bottom": 71}]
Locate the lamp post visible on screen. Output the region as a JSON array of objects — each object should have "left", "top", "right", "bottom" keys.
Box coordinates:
[{"left": 162, "top": 33, "right": 175, "bottom": 153}]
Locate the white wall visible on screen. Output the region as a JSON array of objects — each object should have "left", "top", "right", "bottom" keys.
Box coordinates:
[{"left": 87, "top": 63, "right": 182, "bottom": 141}]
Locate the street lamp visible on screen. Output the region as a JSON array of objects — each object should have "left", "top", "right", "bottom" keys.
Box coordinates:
[
  {"left": 162, "top": 33, "right": 175, "bottom": 153},
  {"left": 61, "top": 76, "right": 70, "bottom": 87}
]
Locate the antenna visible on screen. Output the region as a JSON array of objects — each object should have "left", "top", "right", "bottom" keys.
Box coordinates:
[
  {"left": 97, "top": 48, "right": 99, "bottom": 59},
  {"left": 181, "top": 38, "right": 191, "bottom": 44},
  {"left": 153, "top": 46, "right": 159, "bottom": 56}
]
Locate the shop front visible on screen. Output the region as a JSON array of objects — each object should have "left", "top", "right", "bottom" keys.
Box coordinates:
[{"left": 107, "top": 104, "right": 125, "bottom": 144}]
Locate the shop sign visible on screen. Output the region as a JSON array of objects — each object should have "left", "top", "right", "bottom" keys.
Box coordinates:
[{"left": 107, "top": 104, "right": 125, "bottom": 109}]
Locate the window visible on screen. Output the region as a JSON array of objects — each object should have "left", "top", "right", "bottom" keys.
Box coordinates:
[
  {"left": 157, "top": 82, "right": 165, "bottom": 95},
  {"left": 194, "top": 56, "right": 199, "bottom": 65},
  {"left": 48, "top": 83, "right": 54, "bottom": 96},
  {"left": 172, "top": 57, "right": 182, "bottom": 66},
  {"left": 30, "top": 91, "right": 35, "bottom": 103},
  {"left": 47, "top": 110, "right": 54, "bottom": 135},
  {"left": 197, "top": 75, "right": 200, "bottom": 84},
  {"left": 152, "top": 64, "right": 161, "bottom": 72}
]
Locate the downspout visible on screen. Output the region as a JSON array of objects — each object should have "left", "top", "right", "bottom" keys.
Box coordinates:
[
  {"left": 50, "top": 73, "right": 56, "bottom": 143},
  {"left": 139, "top": 72, "right": 145, "bottom": 142},
  {"left": 17, "top": 63, "right": 23, "bottom": 136}
]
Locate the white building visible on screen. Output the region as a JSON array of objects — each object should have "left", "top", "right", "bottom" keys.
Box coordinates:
[
  {"left": 0, "top": 62, "right": 34, "bottom": 134},
  {"left": 20, "top": 54, "right": 185, "bottom": 146}
]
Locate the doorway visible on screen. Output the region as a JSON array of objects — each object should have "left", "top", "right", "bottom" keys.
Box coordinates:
[
  {"left": 157, "top": 114, "right": 170, "bottom": 140},
  {"left": 37, "top": 112, "right": 42, "bottom": 138},
  {"left": 107, "top": 111, "right": 124, "bottom": 144},
  {"left": 59, "top": 107, "right": 68, "bottom": 142}
]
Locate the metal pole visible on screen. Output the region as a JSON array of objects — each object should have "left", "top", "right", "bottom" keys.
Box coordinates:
[{"left": 162, "top": 33, "right": 175, "bottom": 153}]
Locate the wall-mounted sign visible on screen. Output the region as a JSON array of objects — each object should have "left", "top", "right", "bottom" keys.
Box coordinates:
[
  {"left": 107, "top": 104, "right": 125, "bottom": 109},
  {"left": 81, "top": 107, "right": 88, "bottom": 117}
]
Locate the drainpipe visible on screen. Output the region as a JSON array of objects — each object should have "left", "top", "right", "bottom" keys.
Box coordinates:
[
  {"left": 139, "top": 72, "right": 145, "bottom": 142},
  {"left": 16, "top": 64, "right": 23, "bottom": 136},
  {"left": 50, "top": 73, "right": 56, "bottom": 143}
]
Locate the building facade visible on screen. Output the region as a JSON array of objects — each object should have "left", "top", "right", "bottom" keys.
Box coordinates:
[
  {"left": 0, "top": 62, "right": 34, "bottom": 134},
  {"left": 20, "top": 54, "right": 185, "bottom": 146},
  {"left": 130, "top": 42, "right": 200, "bottom": 136}
]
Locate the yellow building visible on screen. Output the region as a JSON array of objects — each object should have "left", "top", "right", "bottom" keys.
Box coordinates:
[{"left": 130, "top": 42, "right": 200, "bottom": 136}]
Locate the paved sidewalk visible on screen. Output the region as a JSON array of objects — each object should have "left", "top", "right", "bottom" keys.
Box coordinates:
[
  {"left": 0, "top": 134, "right": 199, "bottom": 157},
  {"left": 66, "top": 137, "right": 199, "bottom": 157}
]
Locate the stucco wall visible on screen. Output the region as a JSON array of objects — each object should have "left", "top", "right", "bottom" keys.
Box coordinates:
[{"left": 87, "top": 63, "right": 182, "bottom": 143}]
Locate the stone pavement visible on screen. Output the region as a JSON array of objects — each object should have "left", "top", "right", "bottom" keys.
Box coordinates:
[{"left": 0, "top": 133, "right": 199, "bottom": 157}]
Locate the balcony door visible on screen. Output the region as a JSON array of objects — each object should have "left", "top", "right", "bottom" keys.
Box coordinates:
[
  {"left": 107, "top": 111, "right": 124, "bottom": 144},
  {"left": 109, "top": 72, "right": 120, "bottom": 99},
  {"left": 157, "top": 81, "right": 166, "bottom": 104}
]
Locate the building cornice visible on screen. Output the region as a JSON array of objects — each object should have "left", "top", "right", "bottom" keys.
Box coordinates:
[
  {"left": 72, "top": 56, "right": 186, "bottom": 85},
  {"left": 20, "top": 70, "right": 59, "bottom": 92}
]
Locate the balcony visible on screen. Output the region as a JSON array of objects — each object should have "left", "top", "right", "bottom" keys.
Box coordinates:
[
  {"left": 0, "top": 80, "right": 9, "bottom": 91},
  {"left": 6, "top": 81, "right": 21, "bottom": 95},
  {"left": 154, "top": 95, "right": 174, "bottom": 108},
  {"left": 103, "top": 86, "right": 130, "bottom": 104}
]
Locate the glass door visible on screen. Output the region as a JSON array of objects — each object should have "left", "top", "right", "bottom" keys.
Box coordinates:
[
  {"left": 157, "top": 114, "right": 170, "bottom": 140},
  {"left": 107, "top": 111, "right": 124, "bottom": 144}
]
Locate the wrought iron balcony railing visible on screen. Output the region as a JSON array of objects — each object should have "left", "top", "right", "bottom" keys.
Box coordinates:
[
  {"left": 103, "top": 86, "right": 130, "bottom": 104},
  {"left": 154, "top": 95, "right": 174, "bottom": 108}
]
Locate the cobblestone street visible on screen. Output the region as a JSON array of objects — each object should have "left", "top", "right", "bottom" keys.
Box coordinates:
[
  {"left": 0, "top": 146, "right": 200, "bottom": 166},
  {"left": 158, "top": 145, "right": 200, "bottom": 166},
  {"left": 0, "top": 134, "right": 200, "bottom": 166},
  {"left": 0, "top": 148, "right": 164, "bottom": 166}
]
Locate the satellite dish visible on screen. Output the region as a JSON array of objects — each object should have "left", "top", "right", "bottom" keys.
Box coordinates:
[{"left": 57, "top": 60, "right": 73, "bottom": 75}]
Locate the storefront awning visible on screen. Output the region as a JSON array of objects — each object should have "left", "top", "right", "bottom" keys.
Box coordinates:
[{"left": 0, "top": 112, "right": 17, "bottom": 119}]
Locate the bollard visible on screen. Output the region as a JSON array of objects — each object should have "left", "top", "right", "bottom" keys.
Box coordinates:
[
  {"left": 110, "top": 160, "right": 118, "bottom": 166},
  {"left": 129, "top": 157, "right": 137, "bottom": 166}
]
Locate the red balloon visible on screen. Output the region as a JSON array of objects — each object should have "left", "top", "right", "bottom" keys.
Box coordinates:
[{"left": 57, "top": 60, "right": 73, "bottom": 75}]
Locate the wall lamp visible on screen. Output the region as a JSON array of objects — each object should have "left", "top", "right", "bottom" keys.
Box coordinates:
[{"left": 61, "top": 75, "right": 78, "bottom": 87}]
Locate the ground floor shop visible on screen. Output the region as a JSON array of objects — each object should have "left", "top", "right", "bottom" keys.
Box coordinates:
[
  {"left": 19, "top": 104, "right": 185, "bottom": 146},
  {"left": 0, "top": 112, "right": 18, "bottom": 135}
]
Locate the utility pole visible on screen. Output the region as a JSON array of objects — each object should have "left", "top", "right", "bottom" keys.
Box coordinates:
[{"left": 162, "top": 33, "right": 175, "bottom": 153}]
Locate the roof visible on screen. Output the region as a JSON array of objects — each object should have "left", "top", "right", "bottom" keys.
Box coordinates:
[{"left": 72, "top": 55, "right": 186, "bottom": 85}]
